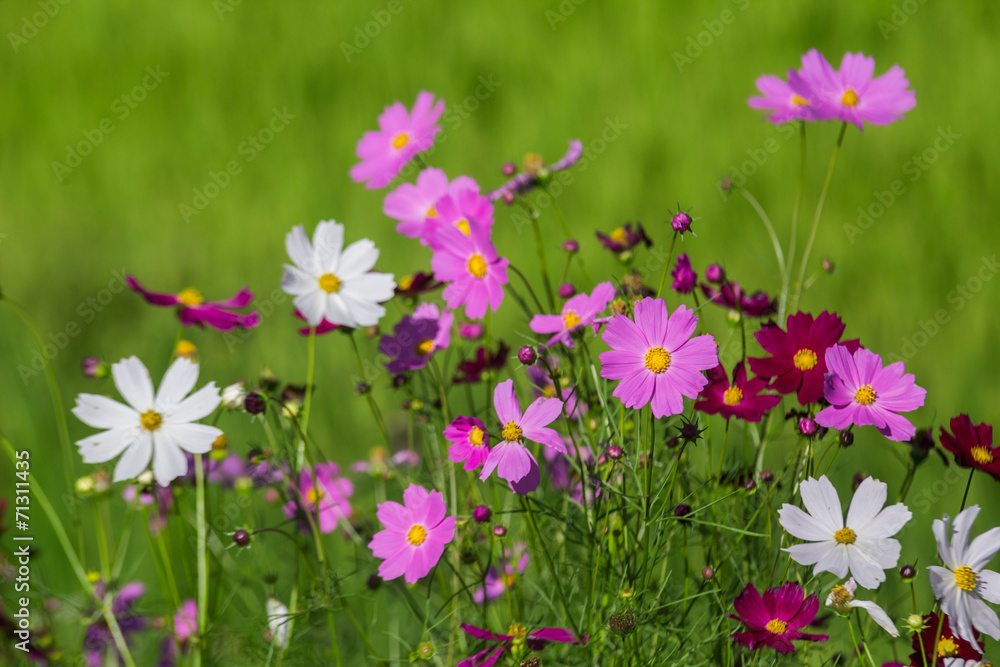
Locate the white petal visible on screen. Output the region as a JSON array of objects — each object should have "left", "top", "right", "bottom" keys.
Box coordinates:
[
  {"left": 168, "top": 383, "right": 220, "bottom": 423},
  {"left": 156, "top": 357, "right": 199, "bottom": 408},
  {"left": 928, "top": 565, "right": 957, "bottom": 600},
  {"left": 77, "top": 427, "right": 137, "bottom": 464},
  {"left": 785, "top": 541, "right": 839, "bottom": 571},
  {"left": 967, "top": 594, "right": 1000, "bottom": 641},
  {"left": 846, "top": 476, "right": 888, "bottom": 529},
  {"left": 163, "top": 423, "right": 222, "bottom": 454},
  {"left": 977, "top": 568, "right": 1000, "bottom": 604},
  {"left": 152, "top": 436, "right": 189, "bottom": 486},
  {"left": 282, "top": 264, "right": 318, "bottom": 295},
  {"left": 112, "top": 356, "right": 155, "bottom": 411},
  {"left": 846, "top": 541, "right": 892, "bottom": 589},
  {"left": 113, "top": 436, "right": 153, "bottom": 482},
  {"left": 850, "top": 600, "right": 898, "bottom": 636},
  {"left": 965, "top": 527, "right": 1000, "bottom": 572},
  {"left": 857, "top": 503, "right": 911, "bottom": 539},
  {"left": 337, "top": 239, "right": 378, "bottom": 280},
  {"left": 341, "top": 272, "right": 396, "bottom": 303},
  {"left": 934, "top": 514, "right": 958, "bottom": 568},
  {"left": 73, "top": 394, "right": 138, "bottom": 429},
  {"left": 338, "top": 291, "right": 386, "bottom": 327},
  {"left": 323, "top": 293, "right": 357, "bottom": 328},
  {"left": 779, "top": 504, "right": 833, "bottom": 541},
  {"left": 799, "top": 476, "right": 845, "bottom": 535},
  {"left": 312, "top": 220, "right": 344, "bottom": 273},
  {"left": 952, "top": 506, "right": 982, "bottom": 565},
  {"left": 285, "top": 225, "right": 315, "bottom": 271}
]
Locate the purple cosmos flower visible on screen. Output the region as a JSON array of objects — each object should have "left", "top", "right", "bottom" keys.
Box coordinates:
[
  {"left": 816, "top": 345, "right": 926, "bottom": 441},
  {"left": 127, "top": 276, "right": 260, "bottom": 331},
  {"left": 670, "top": 253, "right": 697, "bottom": 294},
  {"left": 750, "top": 311, "right": 861, "bottom": 405},
  {"left": 473, "top": 542, "right": 529, "bottom": 604},
  {"left": 284, "top": 463, "right": 354, "bottom": 534},
  {"left": 729, "top": 582, "right": 828, "bottom": 653},
  {"left": 480, "top": 379, "right": 564, "bottom": 495},
  {"left": 695, "top": 362, "right": 781, "bottom": 422},
  {"left": 526, "top": 358, "right": 587, "bottom": 419},
  {"left": 350, "top": 91, "right": 445, "bottom": 189},
  {"left": 445, "top": 416, "right": 491, "bottom": 471},
  {"left": 83, "top": 581, "right": 146, "bottom": 667},
  {"left": 599, "top": 297, "right": 718, "bottom": 419},
  {"left": 431, "top": 219, "right": 509, "bottom": 319},
  {"left": 700, "top": 281, "right": 777, "bottom": 317},
  {"left": 453, "top": 341, "right": 509, "bottom": 383},
  {"left": 426, "top": 182, "right": 495, "bottom": 249},
  {"left": 378, "top": 303, "right": 453, "bottom": 374},
  {"left": 595, "top": 223, "right": 652, "bottom": 254},
  {"left": 384, "top": 168, "right": 478, "bottom": 242},
  {"left": 488, "top": 139, "right": 583, "bottom": 201},
  {"left": 529, "top": 282, "right": 615, "bottom": 348},
  {"left": 369, "top": 484, "right": 456, "bottom": 584},
  {"left": 748, "top": 67, "right": 822, "bottom": 124},
  {"left": 670, "top": 210, "right": 694, "bottom": 234},
  {"left": 799, "top": 49, "right": 916, "bottom": 130},
  {"left": 939, "top": 415, "right": 1000, "bottom": 480},
  {"left": 458, "top": 623, "right": 585, "bottom": 666}
]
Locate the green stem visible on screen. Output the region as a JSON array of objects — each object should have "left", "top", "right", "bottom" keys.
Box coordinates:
[
  {"left": 530, "top": 215, "right": 556, "bottom": 310},
  {"left": 349, "top": 330, "right": 391, "bottom": 448},
  {"left": 779, "top": 121, "right": 807, "bottom": 322},
  {"left": 521, "top": 496, "right": 583, "bottom": 642},
  {"left": 655, "top": 231, "right": 679, "bottom": 298},
  {"left": 740, "top": 189, "right": 785, "bottom": 287},
  {"left": 194, "top": 453, "right": 209, "bottom": 666}
]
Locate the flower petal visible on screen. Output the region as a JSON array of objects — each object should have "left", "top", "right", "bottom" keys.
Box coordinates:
[
  {"left": 112, "top": 356, "right": 155, "bottom": 412},
  {"left": 73, "top": 394, "right": 138, "bottom": 430},
  {"left": 156, "top": 358, "right": 199, "bottom": 408},
  {"left": 113, "top": 436, "right": 152, "bottom": 482}
]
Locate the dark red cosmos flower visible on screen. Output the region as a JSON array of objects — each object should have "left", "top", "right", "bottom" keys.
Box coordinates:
[
  {"left": 452, "top": 341, "right": 509, "bottom": 384},
  {"left": 457, "top": 623, "right": 585, "bottom": 666},
  {"left": 729, "top": 582, "right": 828, "bottom": 654},
  {"left": 939, "top": 414, "right": 1000, "bottom": 480},
  {"left": 127, "top": 275, "right": 260, "bottom": 331},
  {"left": 595, "top": 223, "right": 652, "bottom": 253},
  {"left": 749, "top": 311, "right": 861, "bottom": 405},
  {"left": 695, "top": 362, "right": 781, "bottom": 422},
  {"left": 909, "top": 612, "right": 982, "bottom": 666},
  {"left": 700, "top": 281, "right": 777, "bottom": 317},
  {"left": 393, "top": 271, "right": 444, "bottom": 299}
]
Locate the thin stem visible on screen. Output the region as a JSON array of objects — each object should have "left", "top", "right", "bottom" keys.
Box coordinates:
[
  {"left": 740, "top": 189, "right": 785, "bottom": 286},
  {"left": 349, "top": 330, "right": 391, "bottom": 448},
  {"left": 194, "top": 453, "right": 209, "bottom": 666},
  {"left": 779, "top": 121, "right": 807, "bottom": 322},
  {"left": 959, "top": 468, "right": 976, "bottom": 511},
  {"left": 521, "top": 496, "right": 582, "bottom": 642},
  {"left": 530, "top": 215, "right": 556, "bottom": 309},
  {"left": 655, "top": 231, "right": 679, "bottom": 298}
]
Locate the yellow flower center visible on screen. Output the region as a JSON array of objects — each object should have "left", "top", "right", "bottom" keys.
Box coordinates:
[
  {"left": 467, "top": 254, "right": 487, "bottom": 279},
  {"left": 140, "top": 410, "right": 163, "bottom": 431},
  {"left": 841, "top": 89, "right": 859, "bottom": 106},
  {"left": 829, "top": 584, "right": 852, "bottom": 611},
  {"left": 542, "top": 385, "right": 557, "bottom": 398},
  {"left": 307, "top": 487, "right": 324, "bottom": 505},
  {"left": 793, "top": 348, "right": 818, "bottom": 371},
  {"left": 502, "top": 572, "right": 516, "bottom": 587},
  {"left": 834, "top": 527, "right": 857, "bottom": 544},
  {"left": 407, "top": 524, "right": 427, "bottom": 546},
  {"left": 175, "top": 340, "right": 197, "bottom": 359},
  {"left": 456, "top": 218, "right": 470, "bottom": 235},
  {"left": 177, "top": 287, "right": 204, "bottom": 307},
  {"left": 937, "top": 636, "right": 959, "bottom": 657},
  {"left": 955, "top": 565, "right": 977, "bottom": 591},
  {"left": 399, "top": 275, "right": 413, "bottom": 291},
  {"left": 564, "top": 310, "right": 581, "bottom": 329},
  {"left": 212, "top": 434, "right": 228, "bottom": 450},
  {"left": 469, "top": 426, "right": 485, "bottom": 447},
  {"left": 426, "top": 206, "right": 437, "bottom": 218},
  {"left": 722, "top": 386, "right": 743, "bottom": 406},
  {"left": 393, "top": 133, "right": 409, "bottom": 149},
  {"left": 318, "top": 273, "right": 342, "bottom": 293},
  {"left": 765, "top": 619, "right": 787, "bottom": 635},
  {"left": 502, "top": 420, "right": 523, "bottom": 442},
  {"left": 415, "top": 339, "right": 434, "bottom": 356},
  {"left": 644, "top": 346, "right": 671, "bottom": 374},
  {"left": 610, "top": 227, "right": 628, "bottom": 245},
  {"left": 972, "top": 446, "right": 994, "bottom": 465},
  {"left": 792, "top": 95, "right": 810, "bottom": 106},
  {"left": 507, "top": 623, "right": 527, "bottom": 640},
  {"left": 854, "top": 385, "right": 876, "bottom": 405}
]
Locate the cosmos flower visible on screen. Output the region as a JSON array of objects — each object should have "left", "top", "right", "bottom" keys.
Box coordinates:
[
  {"left": 284, "top": 463, "right": 354, "bottom": 534},
  {"left": 350, "top": 90, "right": 445, "bottom": 189},
  {"left": 670, "top": 253, "right": 697, "bottom": 294},
  {"left": 700, "top": 281, "right": 777, "bottom": 317},
  {"left": 598, "top": 297, "right": 718, "bottom": 419},
  {"left": 778, "top": 475, "right": 911, "bottom": 589},
  {"left": 595, "top": 223, "right": 652, "bottom": 254},
  {"left": 452, "top": 341, "right": 509, "bottom": 384},
  {"left": 825, "top": 577, "right": 898, "bottom": 637},
  {"left": 928, "top": 506, "right": 1000, "bottom": 645},
  {"left": 729, "top": 582, "right": 828, "bottom": 654},
  {"left": 431, "top": 220, "right": 508, "bottom": 319},
  {"left": 293, "top": 309, "right": 340, "bottom": 336},
  {"left": 529, "top": 282, "right": 616, "bottom": 348},
  {"left": 378, "top": 303, "right": 453, "bottom": 374},
  {"left": 281, "top": 220, "right": 396, "bottom": 328},
  {"left": 126, "top": 276, "right": 260, "bottom": 331},
  {"left": 694, "top": 362, "right": 780, "bottom": 422},
  {"left": 939, "top": 415, "right": 1000, "bottom": 480},
  {"left": 160, "top": 599, "right": 198, "bottom": 665},
  {"left": 815, "top": 345, "right": 926, "bottom": 442},
  {"left": 458, "top": 623, "right": 585, "bottom": 667},
  {"left": 749, "top": 311, "right": 861, "bottom": 405},
  {"left": 383, "top": 167, "right": 478, "bottom": 242},
  {"left": 909, "top": 612, "right": 983, "bottom": 666},
  {"left": 426, "top": 181, "right": 495, "bottom": 248},
  {"left": 445, "top": 416, "right": 491, "bottom": 471},
  {"left": 369, "top": 484, "right": 456, "bottom": 584},
  {"left": 72, "top": 356, "right": 222, "bottom": 486},
  {"left": 488, "top": 139, "right": 583, "bottom": 201},
  {"left": 473, "top": 542, "right": 529, "bottom": 604},
  {"left": 748, "top": 66, "right": 822, "bottom": 124}
]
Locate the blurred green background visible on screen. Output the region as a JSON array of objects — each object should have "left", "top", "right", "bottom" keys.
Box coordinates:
[{"left": 2, "top": 0, "right": 999, "bottom": 663}]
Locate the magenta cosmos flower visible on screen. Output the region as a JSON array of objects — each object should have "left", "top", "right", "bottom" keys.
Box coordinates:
[
  {"left": 599, "top": 297, "right": 718, "bottom": 419},
  {"left": 750, "top": 311, "right": 861, "bottom": 405},
  {"left": 529, "top": 281, "right": 615, "bottom": 348},
  {"left": 384, "top": 167, "right": 478, "bottom": 243},
  {"left": 349, "top": 90, "right": 444, "bottom": 189},
  {"left": 729, "top": 582, "right": 828, "bottom": 654},
  {"left": 284, "top": 463, "right": 354, "bottom": 534},
  {"left": 695, "top": 362, "right": 780, "bottom": 422},
  {"left": 595, "top": 223, "right": 651, "bottom": 254},
  {"left": 670, "top": 253, "right": 697, "bottom": 294},
  {"left": 453, "top": 341, "right": 508, "bottom": 384},
  {"left": 127, "top": 276, "right": 260, "bottom": 331},
  {"left": 748, "top": 65, "right": 822, "bottom": 124},
  {"left": 816, "top": 345, "right": 926, "bottom": 441},
  {"left": 480, "top": 379, "right": 564, "bottom": 495},
  {"left": 430, "top": 219, "right": 509, "bottom": 319},
  {"left": 799, "top": 49, "right": 916, "bottom": 130},
  {"left": 369, "top": 484, "right": 456, "bottom": 584},
  {"left": 426, "top": 181, "right": 495, "bottom": 249},
  {"left": 445, "top": 416, "right": 490, "bottom": 471},
  {"left": 458, "top": 623, "right": 585, "bottom": 667},
  {"left": 378, "top": 303, "right": 453, "bottom": 374},
  {"left": 701, "top": 281, "right": 777, "bottom": 317}
]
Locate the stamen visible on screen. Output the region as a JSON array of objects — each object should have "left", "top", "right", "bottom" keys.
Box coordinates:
[
  {"left": 793, "top": 348, "right": 818, "bottom": 371},
  {"left": 502, "top": 420, "right": 523, "bottom": 442},
  {"left": 140, "top": 410, "right": 163, "bottom": 432},
  {"left": 407, "top": 524, "right": 427, "bottom": 546},
  {"left": 644, "top": 347, "right": 671, "bottom": 374},
  {"left": 318, "top": 273, "right": 341, "bottom": 293}
]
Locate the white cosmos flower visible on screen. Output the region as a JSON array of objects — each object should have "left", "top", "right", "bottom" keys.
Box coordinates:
[
  {"left": 825, "top": 577, "right": 898, "bottom": 637},
  {"left": 928, "top": 505, "right": 1000, "bottom": 645},
  {"left": 281, "top": 220, "right": 396, "bottom": 328},
  {"left": 778, "top": 475, "right": 911, "bottom": 589},
  {"left": 265, "top": 597, "right": 291, "bottom": 650},
  {"left": 944, "top": 661, "right": 992, "bottom": 667},
  {"left": 72, "top": 357, "right": 222, "bottom": 486}
]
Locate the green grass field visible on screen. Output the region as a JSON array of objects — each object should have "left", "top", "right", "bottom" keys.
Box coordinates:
[{"left": 2, "top": 1, "right": 999, "bottom": 663}]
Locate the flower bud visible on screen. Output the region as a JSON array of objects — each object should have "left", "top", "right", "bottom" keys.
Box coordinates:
[
  {"left": 899, "top": 564, "right": 916, "bottom": 582},
  {"left": 244, "top": 391, "right": 265, "bottom": 415},
  {"left": 233, "top": 529, "right": 251, "bottom": 547},
  {"left": 563, "top": 239, "right": 579, "bottom": 253},
  {"left": 517, "top": 346, "right": 537, "bottom": 366},
  {"left": 607, "top": 445, "right": 623, "bottom": 460},
  {"left": 670, "top": 210, "right": 693, "bottom": 234},
  {"left": 176, "top": 340, "right": 197, "bottom": 359},
  {"left": 492, "top": 525, "right": 507, "bottom": 538},
  {"left": 502, "top": 161, "right": 517, "bottom": 176},
  {"left": 705, "top": 264, "right": 725, "bottom": 283},
  {"left": 558, "top": 283, "right": 576, "bottom": 299},
  {"left": 799, "top": 417, "right": 817, "bottom": 436},
  {"left": 81, "top": 356, "right": 108, "bottom": 379},
  {"left": 839, "top": 430, "right": 854, "bottom": 447},
  {"left": 702, "top": 566, "right": 715, "bottom": 580},
  {"left": 356, "top": 381, "right": 371, "bottom": 394},
  {"left": 502, "top": 192, "right": 515, "bottom": 205},
  {"left": 822, "top": 257, "right": 835, "bottom": 274},
  {"left": 221, "top": 382, "right": 247, "bottom": 410},
  {"left": 473, "top": 505, "right": 492, "bottom": 524},
  {"left": 759, "top": 469, "right": 773, "bottom": 484},
  {"left": 673, "top": 504, "right": 692, "bottom": 518}
]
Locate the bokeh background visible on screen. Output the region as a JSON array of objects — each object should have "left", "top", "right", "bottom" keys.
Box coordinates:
[{"left": 2, "top": 0, "right": 999, "bottom": 663}]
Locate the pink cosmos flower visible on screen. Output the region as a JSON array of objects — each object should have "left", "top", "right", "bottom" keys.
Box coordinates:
[
  {"left": 369, "top": 484, "right": 456, "bottom": 584},
  {"left": 480, "top": 379, "right": 565, "bottom": 495},
  {"left": 799, "top": 49, "right": 916, "bottom": 130},
  {"left": 378, "top": 303, "right": 453, "bottom": 374},
  {"left": 748, "top": 68, "right": 821, "bottom": 124},
  {"left": 599, "top": 297, "right": 718, "bottom": 419},
  {"left": 458, "top": 623, "right": 585, "bottom": 667},
  {"left": 384, "top": 168, "right": 479, "bottom": 242},
  {"left": 445, "top": 416, "right": 490, "bottom": 471},
  {"left": 350, "top": 91, "right": 445, "bottom": 189},
  {"left": 529, "top": 282, "right": 615, "bottom": 348},
  {"left": 284, "top": 463, "right": 354, "bottom": 534},
  {"left": 695, "top": 362, "right": 781, "bottom": 422},
  {"left": 430, "top": 219, "right": 509, "bottom": 319},
  {"left": 127, "top": 276, "right": 260, "bottom": 331},
  {"left": 160, "top": 598, "right": 198, "bottom": 664},
  {"left": 729, "top": 582, "right": 828, "bottom": 654},
  {"left": 473, "top": 542, "right": 529, "bottom": 604},
  {"left": 426, "top": 182, "right": 494, "bottom": 249},
  {"left": 816, "top": 345, "right": 926, "bottom": 441},
  {"left": 488, "top": 139, "right": 583, "bottom": 201}
]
